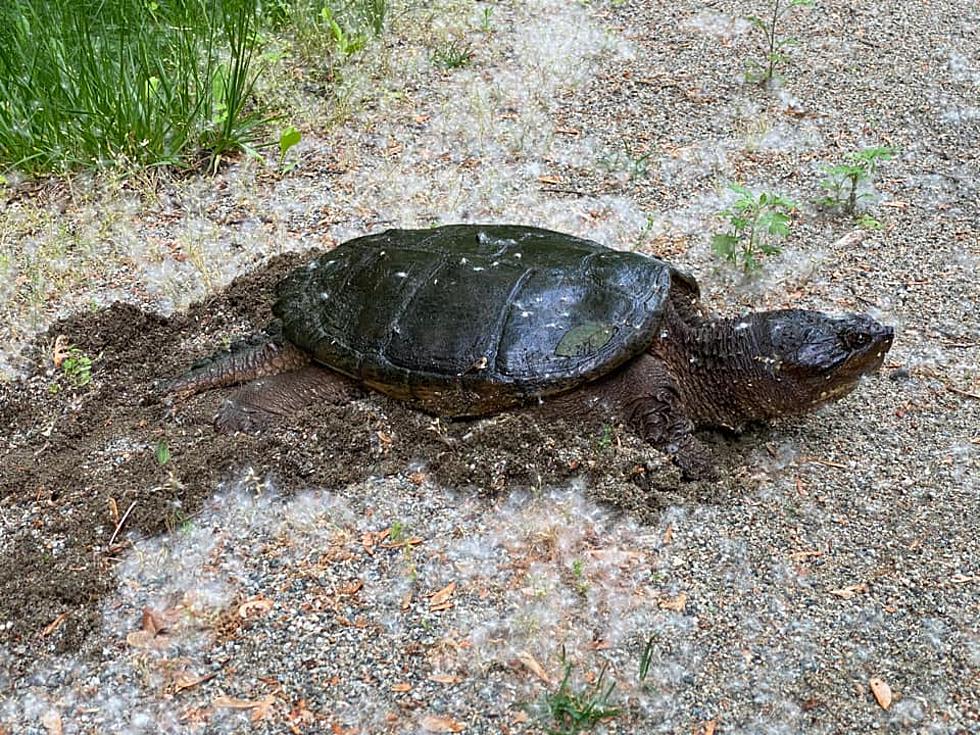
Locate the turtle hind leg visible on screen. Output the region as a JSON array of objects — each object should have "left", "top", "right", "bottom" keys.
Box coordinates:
[
  {"left": 161, "top": 339, "right": 311, "bottom": 400},
  {"left": 215, "top": 366, "right": 361, "bottom": 432}
]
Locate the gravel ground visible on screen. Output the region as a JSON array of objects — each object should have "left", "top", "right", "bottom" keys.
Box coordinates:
[{"left": 1, "top": 0, "right": 978, "bottom": 733}]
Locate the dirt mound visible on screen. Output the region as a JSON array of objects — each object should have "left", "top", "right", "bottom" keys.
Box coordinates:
[{"left": 0, "top": 257, "right": 730, "bottom": 662}]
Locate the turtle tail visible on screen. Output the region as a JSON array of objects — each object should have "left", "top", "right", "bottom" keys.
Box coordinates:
[{"left": 160, "top": 338, "right": 311, "bottom": 401}]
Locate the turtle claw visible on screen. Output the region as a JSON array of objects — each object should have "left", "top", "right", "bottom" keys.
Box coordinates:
[{"left": 669, "top": 435, "right": 719, "bottom": 482}]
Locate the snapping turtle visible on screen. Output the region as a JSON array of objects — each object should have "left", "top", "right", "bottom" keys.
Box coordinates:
[{"left": 166, "top": 224, "right": 893, "bottom": 478}]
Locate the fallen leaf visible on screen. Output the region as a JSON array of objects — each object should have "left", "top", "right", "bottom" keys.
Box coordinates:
[
  {"left": 213, "top": 696, "right": 263, "bottom": 709},
  {"left": 108, "top": 496, "right": 120, "bottom": 524},
  {"left": 517, "top": 651, "right": 551, "bottom": 683},
  {"left": 174, "top": 672, "right": 215, "bottom": 693},
  {"left": 41, "top": 710, "right": 63, "bottom": 735},
  {"left": 141, "top": 606, "right": 167, "bottom": 636},
  {"left": 663, "top": 524, "right": 674, "bottom": 544},
  {"left": 238, "top": 597, "right": 274, "bottom": 619},
  {"left": 338, "top": 579, "right": 364, "bottom": 596},
  {"left": 659, "top": 591, "right": 687, "bottom": 612},
  {"left": 126, "top": 630, "right": 162, "bottom": 648},
  {"left": 52, "top": 335, "right": 70, "bottom": 368},
  {"left": 420, "top": 714, "right": 466, "bottom": 732},
  {"left": 428, "top": 674, "right": 462, "bottom": 685},
  {"left": 829, "top": 583, "right": 868, "bottom": 599},
  {"left": 213, "top": 694, "right": 277, "bottom": 721},
  {"left": 538, "top": 175, "right": 562, "bottom": 185},
  {"left": 428, "top": 582, "right": 457, "bottom": 610},
  {"left": 391, "top": 683, "right": 412, "bottom": 692},
  {"left": 701, "top": 719, "right": 717, "bottom": 735},
  {"left": 39, "top": 612, "right": 69, "bottom": 638},
  {"left": 870, "top": 677, "right": 892, "bottom": 710}
]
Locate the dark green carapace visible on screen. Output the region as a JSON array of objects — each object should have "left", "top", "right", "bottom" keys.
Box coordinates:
[{"left": 274, "top": 224, "right": 696, "bottom": 415}]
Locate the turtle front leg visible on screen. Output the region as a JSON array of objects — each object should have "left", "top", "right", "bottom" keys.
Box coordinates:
[{"left": 607, "top": 354, "right": 718, "bottom": 481}]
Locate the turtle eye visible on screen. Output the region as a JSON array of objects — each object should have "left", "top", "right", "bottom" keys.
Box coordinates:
[{"left": 842, "top": 331, "right": 870, "bottom": 350}]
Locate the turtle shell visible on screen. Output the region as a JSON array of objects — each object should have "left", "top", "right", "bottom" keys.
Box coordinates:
[{"left": 274, "top": 224, "right": 698, "bottom": 416}]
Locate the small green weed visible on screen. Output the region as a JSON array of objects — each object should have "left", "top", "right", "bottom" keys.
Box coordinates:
[
  {"left": 856, "top": 213, "right": 884, "bottom": 230},
  {"left": 321, "top": 6, "right": 368, "bottom": 57},
  {"left": 389, "top": 520, "right": 407, "bottom": 543},
  {"left": 154, "top": 440, "right": 171, "bottom": 467},
  {"left": 599, "top": 141, "right": 653, "bottom": 181},
  {"left": 596, "top": 424, "right": 614, "bottom": 450},
  {"left": 60, "top": 346, "right": 94, "bottom": 388},
  {"left": 638, "top": 635, "right": 655, "bottom": 682},
  {"left": 745, "top": 0, "right": 813, "bottom": 86},
  {"left": 432, "top": 39, "right": 474, "bottom": 70},
  {"left": 818, "top": 146, "right": 896, "bottom": 215},
  {"left": 570, "top": 559, "right": 589, "bottom": 596},
  {"left": 278, "top": 126, "right": 302, "bottom": 172},
  {"left": 544, "top": 657, "right": 620, "bottom": 735},
  {"left": 712, "top": 184, "right": 796, "bottom": 272},
  {"left": 479, "top": 6, "right": 494, "bottom": 33}
]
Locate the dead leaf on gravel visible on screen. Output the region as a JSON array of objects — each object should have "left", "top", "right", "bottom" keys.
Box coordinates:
[
  {"left": 391, "top": 682, "right": 412, "bottom": 692},
  {"left": 870, "top": 677, "right": 892, "bottom": 710},
  {"left": 428, "top": 582, "right": 456, "bottom": 611},
  {"left": 420, "top": 714, "right": 465, "bottom": 732},
  {"left": 659, "top": 591, "right": 687, "bottom": 612},
  {"left": 699, "top": 719, "right": 717, "bottom": 735},
  {"left": 52, "top": 335, "right": 70, "bottom": 368},
  {"left": 662, "top": 524, "right": 673, "bottom": 544},
  {"left": 213, "top": 695, "right": 277, "bottom": 721},
  {"left": 238, "top": 597, "right": 274, "bottom": 619},
  {"left": 173, "top": 672, "right": 215, "bottom": 693},
  {"left": 142, "top": 606, "right": 167, "bottom": 635},
  {"left": 950, "top": 573, "right": 977, "bottom": 584},
  {"left": 428, "top": 674, "right": 462, "bottom": 685},
  {"left": 518, "top": 651, "right": 551, "bottom": 683},
  {"left": 338, "top": 579, "right": 364, "bottom": 596},
  {"left": 39, "top": 612, "right": 69, "bottom": 638},
  {"left": 40, "top": 710, "right": 63, "bottom": 735},
  {"left": 126, "top": 606, "right": 172, "bottom": 648},
  {"left": 829, "top": 583, "right": 868, "bottom": 599}
]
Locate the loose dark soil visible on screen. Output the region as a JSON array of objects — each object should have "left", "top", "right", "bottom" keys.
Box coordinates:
[{"left": 0, "top": 256, "right": 749, "bottom": 665}]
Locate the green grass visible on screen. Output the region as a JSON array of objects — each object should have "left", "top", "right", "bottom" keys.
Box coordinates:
[
  {"left": 544, "top": 659, "right": 620, "bottom": 735},
  {"left": 0, "top": 0, "right": 390, "bottom": 175}
]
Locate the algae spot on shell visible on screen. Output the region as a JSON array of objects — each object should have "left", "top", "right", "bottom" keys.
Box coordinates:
[{"left": 555, "top": 323, "right": 617, "bottom": 357}]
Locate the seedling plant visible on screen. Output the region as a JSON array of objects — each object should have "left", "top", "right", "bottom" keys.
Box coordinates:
[
  {"left": 277, "top": 126, "right": 302, "bottom": 172},
  {"left": 818, "top": 146, "right": 896, "bottom": 215},
  {"left": 544, "top": 656, "right": 620, "bottom": 735},
  {"left": 745, "top": 0, "right": 813, "bottom": 86},
  {"left": 432, "top": 39, "right": 474, "bottom": 70},
  {"left": 712, "top": 184, "right": 796, "bottom": 272}
]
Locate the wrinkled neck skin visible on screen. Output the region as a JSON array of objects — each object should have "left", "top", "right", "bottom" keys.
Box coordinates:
[{"left": 651, "top": 309, "right": 808, "bottom": 431}]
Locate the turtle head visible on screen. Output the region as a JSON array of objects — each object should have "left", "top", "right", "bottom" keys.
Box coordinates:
[{"left": 761, "top": 309, "right": 894, "bottom": 412}]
